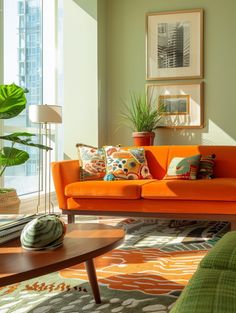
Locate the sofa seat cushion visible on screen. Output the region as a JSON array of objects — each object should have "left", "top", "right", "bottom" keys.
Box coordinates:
[
  {"left": 65, "top": 180, "right": 155, "bottom": 200},
  {"left": 170, "top": 268, "right": 236, "bottom": 313},
  {"left": 141, "top": 178, "right": 236, "bottom": 201},
  {"left": 200, "top": 231, "right": 236, "bottom": 271}
]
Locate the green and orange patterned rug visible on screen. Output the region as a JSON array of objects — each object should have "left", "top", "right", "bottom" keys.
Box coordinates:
[{"left": 0, "top": 218, "right": 229, "bottom": 313}]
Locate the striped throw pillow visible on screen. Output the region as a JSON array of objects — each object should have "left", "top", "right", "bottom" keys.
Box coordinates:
[{"left": 197, "top": 154, "right": 216, "bottom": 179}]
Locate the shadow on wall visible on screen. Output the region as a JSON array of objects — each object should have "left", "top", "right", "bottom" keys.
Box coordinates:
[
  {"left": 156, "top": 128, "right": 207, "bottom": 146},
  {"left": 63, "top": 153, "right": 73, "bottom": 160},
  {"left": 73, "top": 0, "right": 97, "bottom": 20},
  {"left": 156, "top": 118, "right": 236, "bottom": 146}
]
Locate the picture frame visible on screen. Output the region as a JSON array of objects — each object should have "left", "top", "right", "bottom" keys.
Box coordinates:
[
  {"left": 146, "top": 82, "right": 204, "bottom": 128},
  {"left": 146, "top": 9, "right": 203, "bottom": 80}
]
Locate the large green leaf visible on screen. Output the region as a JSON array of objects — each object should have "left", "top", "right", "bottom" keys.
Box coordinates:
[
  {"left": 0, "top": 132, "right": 52, "bottom": 151},
  {"left": 0, "top": 147, "right": 29, "bottom": 167},
  {"left": 0, "top": 84, "right": 27, "bottom": 119}
]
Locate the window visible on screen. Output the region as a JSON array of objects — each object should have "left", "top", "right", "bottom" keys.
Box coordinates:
[{"left": 2, "top": 0, "right": 57, "bottom": 196}]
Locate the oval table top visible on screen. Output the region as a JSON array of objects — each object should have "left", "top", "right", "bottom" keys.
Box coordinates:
[{"left": 0, "top": 223, "right": 125, "bottom": 287}]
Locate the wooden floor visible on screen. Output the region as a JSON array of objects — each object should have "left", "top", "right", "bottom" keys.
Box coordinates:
[{"left": 16, "top": 203, "right": 113, "bottom": 223}]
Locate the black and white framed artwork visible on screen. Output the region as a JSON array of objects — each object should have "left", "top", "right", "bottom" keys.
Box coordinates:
[{"left": 146, "top": 9, "right": 203, "bottom": 80}]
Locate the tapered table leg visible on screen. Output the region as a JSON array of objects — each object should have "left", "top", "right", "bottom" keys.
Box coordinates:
[{"left": 85, "top": 259, "right": 101, "bottom": 304}]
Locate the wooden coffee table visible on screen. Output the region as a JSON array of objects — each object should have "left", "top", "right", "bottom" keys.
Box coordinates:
[{"left": 0, "top": 223, "right": 125, "bottom": 304}]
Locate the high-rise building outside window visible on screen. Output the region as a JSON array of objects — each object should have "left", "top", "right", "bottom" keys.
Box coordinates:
[{"left": 2, "top": 0, "right": 56, "bottom": 196}]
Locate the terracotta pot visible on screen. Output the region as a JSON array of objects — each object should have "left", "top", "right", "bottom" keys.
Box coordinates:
[{"left": 132, "top": 131, "right": 155, "bottom": 146}]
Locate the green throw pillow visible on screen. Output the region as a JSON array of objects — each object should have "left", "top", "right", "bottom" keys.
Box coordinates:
[{"left": 164, "top": 154, "right": 201, "bottom": 180}]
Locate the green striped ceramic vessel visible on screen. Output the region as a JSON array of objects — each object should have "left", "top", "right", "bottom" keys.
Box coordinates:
[{"left": 20, "top": 215, "right": 66, "bottom": 250}]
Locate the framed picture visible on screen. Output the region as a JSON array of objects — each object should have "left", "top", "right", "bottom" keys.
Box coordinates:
[
  {"left": 146, "top": 9, "right": 203, "bottom": 80},
  {"left": 146, "top": 82, "right": 204, "bottom": 128},
  {"left": 159, "top": 94, "right": 190, "bottom": 115}
]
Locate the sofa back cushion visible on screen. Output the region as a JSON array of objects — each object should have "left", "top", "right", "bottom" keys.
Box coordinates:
[
  {"left": 144, "top": 146, "right": 170, "bottom": 179},
  {"left": 126, "top": 145, "right": 236, "bottom": 179},
  {"left": 167, "top": 146, "right": 236, "bottom": 178}
]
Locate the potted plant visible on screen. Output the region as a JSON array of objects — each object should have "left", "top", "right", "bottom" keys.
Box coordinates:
[
  {"left": 120, "top": 92, "right": 163, "bottom": 146},
  {"left": 0, "top": 83, "right": 51, "bottom": 212}
]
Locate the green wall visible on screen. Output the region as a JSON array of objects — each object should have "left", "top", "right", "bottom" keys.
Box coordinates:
[
  {"left": 98, "top": 0, "right": 107, "bottom": 146},
  {"left": 106, "top": 0, "right": 236, "bottom": 146}
]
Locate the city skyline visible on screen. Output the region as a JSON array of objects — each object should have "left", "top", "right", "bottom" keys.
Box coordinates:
[{"left": 4, "top": 0, "right": 43, "bottom": 195}]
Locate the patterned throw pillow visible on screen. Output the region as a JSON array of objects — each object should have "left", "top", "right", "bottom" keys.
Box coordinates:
[
  {"left": 76, "top": 144, "right": 106, "bottom": 181},
  {"left": 164, "top": 154, "right": 201, "bottom": 180},
  {"left": 198, "top": 154, "right": 216, "bottom": 179},
  {"left": 103, "top": 146, "right": 152, "bottom": 180}
]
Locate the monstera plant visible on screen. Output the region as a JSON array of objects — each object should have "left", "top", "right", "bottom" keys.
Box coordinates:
[{"left": 0, "top": 83, "right": 51, "bottom": 196}]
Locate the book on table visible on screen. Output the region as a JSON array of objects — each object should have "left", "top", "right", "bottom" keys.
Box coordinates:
[
  {"left": 0, "top": 214, "right": 37, "bottom": 244},
  {"left": 0, "top": 230, "right": 23, "bottom": 244}
]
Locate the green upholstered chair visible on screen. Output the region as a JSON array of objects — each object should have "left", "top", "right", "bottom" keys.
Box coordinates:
[{"left": 170, "top": 231, "right": 236, "bottom": 313}]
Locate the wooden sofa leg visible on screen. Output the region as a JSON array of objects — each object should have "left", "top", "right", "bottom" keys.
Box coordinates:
[
  {"left": 68, "top": 214, "right": 75, "bottom": 224},
  {"left": 230, "top": 221, "right": 236, "bottom": 231}
]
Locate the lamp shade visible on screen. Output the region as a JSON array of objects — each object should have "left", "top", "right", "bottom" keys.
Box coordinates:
[{"left": 29, "top": 105, "right": 62, "bottom": 124}]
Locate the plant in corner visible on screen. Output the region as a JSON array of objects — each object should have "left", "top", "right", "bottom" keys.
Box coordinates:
[
  {"left": 0, "top": 83, "right": 51, "bottom": 211},
  {"left": 120, "top": 92, "right": 163, "bottom": 146}
]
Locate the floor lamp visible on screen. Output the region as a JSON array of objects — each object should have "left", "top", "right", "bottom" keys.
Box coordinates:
[{"left": 29, "top": 104, "right": 62, "bottom": 214}]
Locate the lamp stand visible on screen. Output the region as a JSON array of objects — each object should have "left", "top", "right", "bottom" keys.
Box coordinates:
[
  {"left": 29, "top": 104, "right": 62, "bottom": 214},
  {"left": 37, "top": 123, "right": 42, "bottom": 214},
  {"left": 37, "top": 123, "right": 54, "bottom": 214}
]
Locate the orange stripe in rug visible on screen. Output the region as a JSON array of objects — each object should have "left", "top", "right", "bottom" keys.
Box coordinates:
[{"left": 59, "top": 248, "right": 208, "bottom": 295}]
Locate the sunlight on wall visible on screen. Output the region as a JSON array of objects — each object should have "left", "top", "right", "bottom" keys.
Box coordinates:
[
  {"left": 62, "top": 0, "right": 98, "bottom": 159},
  {"left": 202, "top": 120, "right": 236, "bottom": 145}
]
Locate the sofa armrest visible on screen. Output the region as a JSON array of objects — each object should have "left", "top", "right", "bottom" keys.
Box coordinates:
[{"left": 51, "top": 160, "right": 81, "bottom": 210}]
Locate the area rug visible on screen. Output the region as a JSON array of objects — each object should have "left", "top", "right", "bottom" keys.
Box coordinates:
[{"left": 0, "top": 218, "right": 229, "bottom": 313}]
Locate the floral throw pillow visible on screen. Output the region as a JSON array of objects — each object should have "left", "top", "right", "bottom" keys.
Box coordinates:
[
  {"left": 76, "top": 144, "right": 106, "bottom": 181},
  {"left": 103, "top": 146, "right": 152, "bottom": 180},
  {"left": 164, "top": 154, "right": 201, "bottom": 180},
  {"left": 197, "top": 154, "right": 216, "bottom": 179}
]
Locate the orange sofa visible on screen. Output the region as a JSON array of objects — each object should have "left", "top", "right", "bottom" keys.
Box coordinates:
[{"left": 51, "top": 145, "right": 236, "bottom": 229}]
